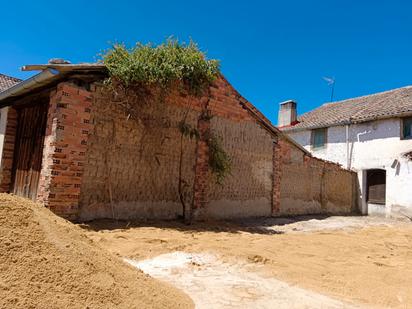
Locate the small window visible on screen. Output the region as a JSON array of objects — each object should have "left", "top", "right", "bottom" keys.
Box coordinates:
[
  {"left": 312, "top": 128, "right": 327, "bottom": 149},
  {"left": 402, "top": 117, "right": 412, "bottom": 139}
]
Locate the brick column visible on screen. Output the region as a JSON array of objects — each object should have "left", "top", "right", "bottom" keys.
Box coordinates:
[
  {"left": 272, "top": 141, "right": 281, "bottom": 215},
  {"left": 37, "top": 82, "right": 93, "bottom": 220},
  {"left": 0, "top": 107, "right": 18, "bottom": 192},
  {"left": 192, "top": 116, "right": 211, "bottom": 219}
]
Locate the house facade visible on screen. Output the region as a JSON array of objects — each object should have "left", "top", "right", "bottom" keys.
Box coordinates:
[
  {"left": 279, "top": 87, "right": 412, "bottom": 218},
  {"left": 0, "top": 63, "right": 357, "bottom": 221}
]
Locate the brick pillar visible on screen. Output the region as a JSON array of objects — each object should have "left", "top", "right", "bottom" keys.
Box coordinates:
[
  {"left": 272, "top": 140, "right": 281, "bottom": 215},
  {"left": 192, "top": 115, "right": 211, "bottom": 219},
  {"left": 0, "top": 107, "right": 18, "bottom": 192},
  {"left": 37, "top": 82, "right": 93, "bottom": 220}
]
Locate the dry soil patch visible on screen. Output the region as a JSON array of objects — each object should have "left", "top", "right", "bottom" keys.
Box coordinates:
[
  {"left": 84, "top": 216, "right": 412, "bottom": 308},
  {"left": 127, "top": 251, "right": 360, "bottom": 308}
]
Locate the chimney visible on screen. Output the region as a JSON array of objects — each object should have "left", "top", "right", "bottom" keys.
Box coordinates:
[
  {"left": 278, "top": 100, "right": 297, "bottom": 127},
  {"left": 48, "top": 58, "right": 71, "bottom": 64}
]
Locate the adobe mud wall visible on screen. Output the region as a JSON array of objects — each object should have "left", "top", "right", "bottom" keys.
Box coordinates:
[
  {"left": 77, "top": 77, "right": 278, "bottom": 220},
  {"left": 78, "top": 85, "right": 200, "bottom": 220},
  {"left": 198, "top": 79, "right": 276, "bottom": 219},
  {"left": 205, "top": 116, "right": 273, "bottom": 218},
  {"left": 278, "top": 138, "right": 359, "bottom": 216}
]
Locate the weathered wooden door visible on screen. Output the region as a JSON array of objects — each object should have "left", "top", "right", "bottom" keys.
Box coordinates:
[
  {"left": 366, "top": 169, "right": 386, "bottom": 205},
  {"left": 11, "top": 102, "right": 48, "bottom": 200}
]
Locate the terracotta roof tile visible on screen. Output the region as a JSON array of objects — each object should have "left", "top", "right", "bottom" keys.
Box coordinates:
[
  {"left": 0, "top": 74, "right": 21, "bottom": 92},
  {"left": 282, "top": 85, "right": 412, "bottom": 132}
]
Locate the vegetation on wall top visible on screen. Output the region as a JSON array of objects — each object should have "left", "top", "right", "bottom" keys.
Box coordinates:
[
  {"left": 100, "top": 38, "right": 231, "bottom": 220},
  {"left": 101, "top": 38, "right": 220, "bottom": 96}
]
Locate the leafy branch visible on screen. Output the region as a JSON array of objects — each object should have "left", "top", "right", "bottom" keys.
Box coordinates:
[{"left": 178, "top": 121, "right": 200, "bottom": 140}]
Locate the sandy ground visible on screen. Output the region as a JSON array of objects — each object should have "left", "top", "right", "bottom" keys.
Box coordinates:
[
  {"left": 84, "top": 216, "right": 412, "bottom": 309},
  {"left": 0, "top": 194, "right": 193, "bottom": 309},
  {"left": 126, "top": 251, "right": 358, "bottom": 308}
]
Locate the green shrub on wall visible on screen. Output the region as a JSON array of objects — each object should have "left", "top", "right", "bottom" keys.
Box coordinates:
[
  {"left": 100, "top": 38, "right": 232, "bottom": 220},
  {"left": 102, "top": 38, "right": 220, "bottom": 96}
]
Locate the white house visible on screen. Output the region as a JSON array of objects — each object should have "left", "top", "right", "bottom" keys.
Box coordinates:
[{"left": 279, "top": 86, "right": 412, "bottom": 218}]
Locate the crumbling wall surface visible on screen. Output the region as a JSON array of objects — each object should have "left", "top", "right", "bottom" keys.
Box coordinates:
[
  {"left": 80, "top": 78, "right": 277, "bottom": 221},
  {"left": 205, "top": 116, "right": 274, "bottom": 218},
  {"left": 78, "top": 85, "right": 200, "bottom": 220},
  {"left": 323, "top": 164, "right": 358, "bottom": 214},
  {"left": 201, "top": 79, "right": 275, "bottom": 219},
  {"left": 279, "top": 138, "right": 358, "bottom": 216}
]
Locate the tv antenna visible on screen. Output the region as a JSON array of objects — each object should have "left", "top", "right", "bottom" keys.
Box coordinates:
[{"left": 323, "top": 76, "right": 335, "bottom": 102}]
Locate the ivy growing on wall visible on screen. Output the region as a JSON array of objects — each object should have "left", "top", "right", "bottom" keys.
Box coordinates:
[{"left": 207, "top": 133, "right": 232, "bottom": 185}]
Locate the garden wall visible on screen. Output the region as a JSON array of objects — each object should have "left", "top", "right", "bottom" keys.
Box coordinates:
[{"left": 278, "top": 137, "right": 359, "bottom": 216}]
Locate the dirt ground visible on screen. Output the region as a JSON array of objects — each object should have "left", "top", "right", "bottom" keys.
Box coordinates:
[
  {"left": 84, "top": 216, "right": 412, "bottom": 309},
  {"left": 0, "top": 194, "right": 193, "bottom": 309}
]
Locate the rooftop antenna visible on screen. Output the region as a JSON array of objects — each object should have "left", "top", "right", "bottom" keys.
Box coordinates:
[{"left": 323, "top": 76, "right": 335, "bottom": 102}]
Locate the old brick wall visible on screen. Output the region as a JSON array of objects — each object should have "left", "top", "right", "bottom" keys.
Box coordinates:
[
  {"left": 278, "top": 137, "right": 359, "bottom": 215},
  {"left": 0, "top": 78, "right": 358, "bottom": 221},
  {"left": 79, "top": 77, "right": 277, "bottom": 220},
  {"left": 0, "top": 77, "right": 359, "bottom": 221},
  {"left": 78, "top": 85, "right": 201, "bottom": 220},
  {"left": 36, "top": 82, "right": 93, "bottom": 220}
]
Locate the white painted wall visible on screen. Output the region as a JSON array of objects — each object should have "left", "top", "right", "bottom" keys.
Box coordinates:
[
  {"left": 0, "top": 107, "right": 9, "bottom": 166},
  {"left": 288, "top": 118, "right": 412, "bottom": 217}
]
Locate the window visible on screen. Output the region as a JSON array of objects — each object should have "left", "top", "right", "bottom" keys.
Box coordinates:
[
  {"left": 402, "top": 117, "right": 412, "bottom": 139},
  {"left": 311, "top": 128, "right": 327, "bottom": 149}
]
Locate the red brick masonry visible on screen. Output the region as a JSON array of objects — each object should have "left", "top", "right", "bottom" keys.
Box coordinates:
[{"left": 36, "top": 83, "right": 93, "bottom": 220}]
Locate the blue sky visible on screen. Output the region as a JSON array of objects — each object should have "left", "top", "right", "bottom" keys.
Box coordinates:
[{"left": 2, "top": 0, "right": 411, "bottom": 124}]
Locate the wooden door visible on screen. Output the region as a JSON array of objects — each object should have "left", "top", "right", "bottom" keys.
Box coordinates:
[
  {"left": 12, "top": 102, "right": 48, "bottom": 200},
  {"left": 366, "top": 169, "right": 386, "bottom": 205}
]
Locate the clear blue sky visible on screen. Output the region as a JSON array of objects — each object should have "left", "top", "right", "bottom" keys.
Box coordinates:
[{"left": 2, "top": 0, "right": 411, "bottom": 124}]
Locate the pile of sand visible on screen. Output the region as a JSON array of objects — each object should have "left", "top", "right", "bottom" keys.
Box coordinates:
[{"left": 0, "top": 194, "right": 193, "bottom": 309}]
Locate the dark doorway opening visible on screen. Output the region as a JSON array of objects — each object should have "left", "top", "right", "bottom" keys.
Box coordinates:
[
  {"left": 366, "top": 169, "right": 386, "bottom": 205},
  {"left": 11, "top": 101, "right": 48, "bottom": 200}
]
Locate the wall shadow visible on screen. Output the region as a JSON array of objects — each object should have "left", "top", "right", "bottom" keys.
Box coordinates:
[{"left": 79, "top": 213, "right": 364, "bottom": 236}]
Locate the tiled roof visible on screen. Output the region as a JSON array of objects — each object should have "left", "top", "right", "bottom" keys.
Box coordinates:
[
  {"left": 281, "top": 85, "right": 412, "bottom": 132},
  {"left": 0, "top": 74, "right": 21, "bottom": 92}
]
